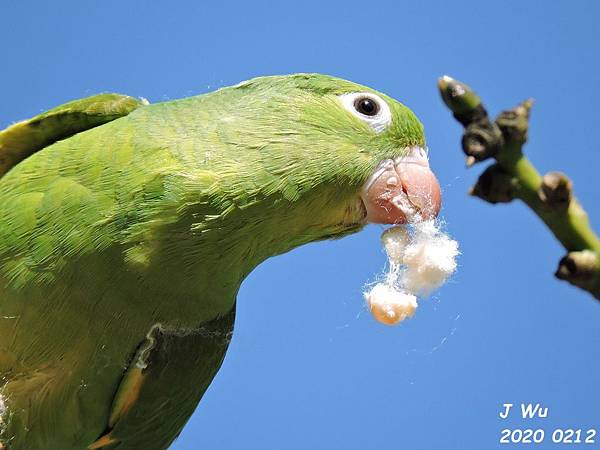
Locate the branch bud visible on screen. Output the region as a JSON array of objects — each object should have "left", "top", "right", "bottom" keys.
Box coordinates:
[
  {"left": 539, "top": 171, "right": 572, "bottom": 210},
  {"left": 469, "top": 163, "right": 517, "bottom": 204},
  {"left": 437, "top": 75, "right": 486, "bottom": 126},
  {"left": 555, "top": 250, "right": 600, "bottom": 300},
  {"left": 496, "top": 99, "right": 534, "bottom": 146},
  {"left": 461, "top": 121, "right": 504, "bottom": 163}
]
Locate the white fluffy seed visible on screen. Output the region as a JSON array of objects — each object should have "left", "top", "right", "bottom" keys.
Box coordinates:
[
  {"left": 381, "top": 226, "right": 410, "bottom": 264},
  {"left": 364, "top": 284, "right": 417, "bottom": 325},
  {"left": 364, "top": 221, "right": 459, "bottom": 326},
  {"left": 402, "top": 221, "right": 459, "bottom": 295}
]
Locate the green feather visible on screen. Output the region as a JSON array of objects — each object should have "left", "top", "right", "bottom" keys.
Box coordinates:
[
  {"left": 0, "top": 73, "right": 424, "bottom": 449},
  {"left": 0, "top": 93, "right": 147, "bottom": 178}
]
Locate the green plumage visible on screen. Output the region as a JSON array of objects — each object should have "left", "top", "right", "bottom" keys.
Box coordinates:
[{"left": 0, "top": 74, "right": 424, "bottom": 449}]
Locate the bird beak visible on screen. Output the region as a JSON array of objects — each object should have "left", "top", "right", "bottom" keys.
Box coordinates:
[{"left": 360, "top": 147, "right": 441, "bottom": 224}]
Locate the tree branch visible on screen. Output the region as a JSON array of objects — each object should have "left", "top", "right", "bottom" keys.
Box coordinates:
[{"left": 438, "top": 76, "right": 600, "bottom": 300}]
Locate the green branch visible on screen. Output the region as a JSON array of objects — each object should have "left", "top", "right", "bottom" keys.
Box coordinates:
[{"left": 438, "top": 76, "right": 600, "bottom": 300}]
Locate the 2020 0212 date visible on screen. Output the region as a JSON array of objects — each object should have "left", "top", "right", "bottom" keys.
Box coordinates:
[{"left": 500, "top": 428, "right": 596, "bottom": 444}]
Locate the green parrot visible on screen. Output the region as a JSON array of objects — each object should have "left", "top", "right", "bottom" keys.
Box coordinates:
[{"left": 0, "top": 74, "right": 441, "bottom": 449}]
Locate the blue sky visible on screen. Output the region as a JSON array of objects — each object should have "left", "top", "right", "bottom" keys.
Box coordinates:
[{"left": 2, "top": 1, "right": 600, "bottom": 448}]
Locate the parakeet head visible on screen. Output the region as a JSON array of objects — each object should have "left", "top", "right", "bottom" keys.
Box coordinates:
[{"left": 183, "top": 73, "right": 441, "bottom": 254}]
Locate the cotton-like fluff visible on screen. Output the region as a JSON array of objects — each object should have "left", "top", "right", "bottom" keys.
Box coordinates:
[
  {"left": 380, "top": 225, "right": 409, "bottom": 264},
  {"left": 398, "top": 221, "right": 459, "bottom": 296},
  {"left": 364, "top": 221, "right": 459, "bottom": 326},
  {"left": 365, "top": 283, "right": 417, "bottom": 326}
]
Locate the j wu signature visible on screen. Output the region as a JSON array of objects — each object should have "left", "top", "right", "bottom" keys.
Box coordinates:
[
  {"left": 498, "top": 403, "right": 597, "bottom": 445},
  {"left": 499, "top": 403, "right": 548, "bottom": 419}
]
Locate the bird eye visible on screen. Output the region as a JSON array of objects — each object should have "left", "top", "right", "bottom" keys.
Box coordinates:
[
  {"left": 354, "top": 97, "right": 380, "bottom": 116},
  {"left": 339, "top": 92, "right": 392, "bottom": 134}
]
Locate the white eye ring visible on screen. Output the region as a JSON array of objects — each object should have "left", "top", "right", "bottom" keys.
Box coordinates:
[{"left": 339, "top": 92, "right": 392, "bottom": 134}]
